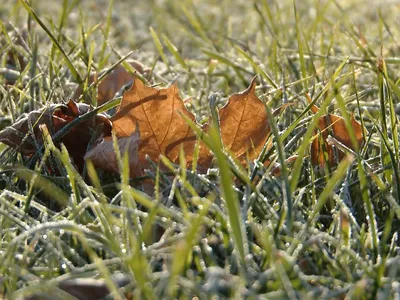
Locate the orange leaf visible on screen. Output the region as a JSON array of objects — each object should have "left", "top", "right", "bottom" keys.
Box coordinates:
[
  {"left": 87, "top": 78, "right": 284, "bottom": 177},
  {"left": 219, "top": 77, "right": 270, "bottom": 164},
  {"left": 109, "top": 78, "right": 211, "bottom": 170},
  {"left": 73, "top": 60, "right": 150, "bottom": 106},
  {"left": 309, "top": 102, "right": 363, "bottom": 167}
]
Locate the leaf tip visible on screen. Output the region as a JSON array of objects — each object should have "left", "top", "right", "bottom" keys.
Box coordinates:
[{"left": 249, "top": 75, "right": 258, "bottom": 92}]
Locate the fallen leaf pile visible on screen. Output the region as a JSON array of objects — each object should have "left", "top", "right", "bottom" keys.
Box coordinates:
[
  {"left": 0, "top": 71, "right": 365, "bottom": 181},
  {"left": 85, "top": 77, "right": 272, "bottom": 176}
]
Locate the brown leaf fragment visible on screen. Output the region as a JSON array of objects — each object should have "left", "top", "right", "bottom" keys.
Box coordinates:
[
  {"left": 57, "top": 101, "right": 112, "bottom": 171},
  {"left": 0, "top": 101, "right": 112, "bottom": 172},
  {"left": 21, "top": 274, "right": 130, "bottom": 300},
  {"left": 73, "top": 60, "right": 150, "bottom": 106},
  {"left": 0, "top": 105, "right": 58, "bottom": 155},
  {"left": 84, "top": 128, "right": 141, "bottom": 177},
  {"left": 110, "top": 77, "right": 211, "bottom": 170},
  {"left": 219, "top": 77, "right": 270, "bottom": 164},
  {"left": 309, "top": 103, "right": 363, "bottom": 167},
  {"left": 264, "top": 155, "right": 299, "bottom": 177}
]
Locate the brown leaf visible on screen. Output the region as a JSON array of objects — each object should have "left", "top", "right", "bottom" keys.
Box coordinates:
[
  {"left": 21, "top": 274, "right": 130, "bottom": 300},
  {"left": 87, "top": 78, "right": 282, "bottom": 176},
  {"left": 309, "top": 101, "right": 363, "bottom": 167},
  {"left": 57, "top": 101, "right": 112, "bottom": 171},
  {"left": 73, "top": 60, "right": 150, "bottom": 106},
  {"left": 0, "top": 101, "right": 112, "bottom": 171},
  {"left": 0, "top": 105, "right": 56, "bottom": 155},
  {"left": 219, "top": 77, "right": 270, "bottom": 163},
  {"left": 84, "top": 128, "right": 141, "bottom": 177},
  {"left": 110, "top": 77, "right": 212, "bottom": 170}
]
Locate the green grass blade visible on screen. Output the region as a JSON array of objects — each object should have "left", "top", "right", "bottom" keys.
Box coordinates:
[
  {"left": 150, "top": 27, "right": 169, "bottom": 68},
  {"left": 19, "top": 0, "right": 83, "bottom": 84},
  {"left": 162, "top": 34, "right": 188, "bottom": 70}
]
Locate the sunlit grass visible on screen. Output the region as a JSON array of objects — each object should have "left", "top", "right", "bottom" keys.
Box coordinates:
[{"left": 1, "top": 0, "right": 400, "bottom": 299}]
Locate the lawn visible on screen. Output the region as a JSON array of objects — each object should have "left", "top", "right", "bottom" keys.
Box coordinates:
[{"left": 1, "top": 0, "right": 400, "bottom": 299}]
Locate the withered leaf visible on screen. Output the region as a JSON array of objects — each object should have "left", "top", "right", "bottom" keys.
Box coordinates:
[
  {"left": 73, "top": 60, "right": 150, "bottom": 106},
  {"left": 219, "top": 77, "right": 270, "bottom": 163},
  {"left": 0, "top": 105, "right": 57, "bottom": 155},
  {"left": 58, "top": 101, "right": 112, "bottom": 171},
  {"left": 22, "top": 274, "right": 130, "bottom": 300},
  {"left": 110, "top": 77, "right": 211, "bottom": 170},
  {"left": 0, "top": 100, "right": 111, "bottom": 171},
  {"left": 88, "top": 77, "right": 279, "bottom": 176},
  {"left": 84, "top": 129, "right": 141, "bottom": 177},
  {"left": 308, "top": 99, "right": 363, "bottom": 167}
]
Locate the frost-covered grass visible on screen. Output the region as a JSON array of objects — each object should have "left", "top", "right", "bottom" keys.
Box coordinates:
[{"left": 1, "top": 0, "right": 400, "bottom": 299}]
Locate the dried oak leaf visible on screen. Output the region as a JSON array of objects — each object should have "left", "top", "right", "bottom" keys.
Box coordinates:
[
  {"left": 0, "top": 100, "right": 111, "bottom": 171},
  {"left": 308, "top": 100, "right": 363, "bottom": 167},
  {"left": 73, "top": 60, "right": 150, "bottom": 106}
]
